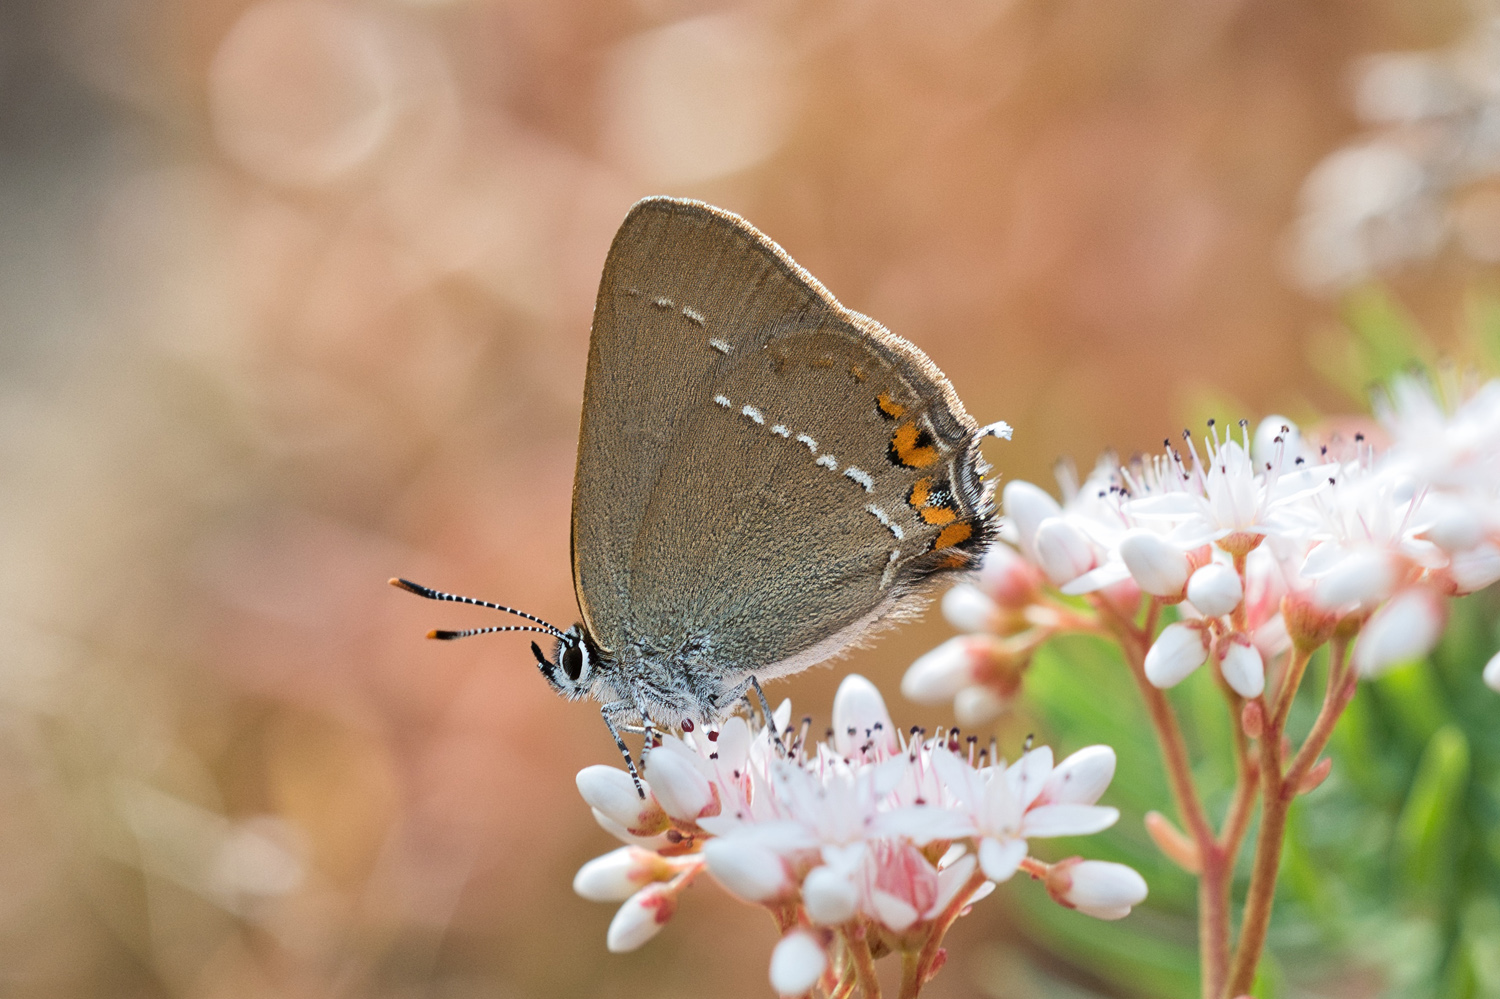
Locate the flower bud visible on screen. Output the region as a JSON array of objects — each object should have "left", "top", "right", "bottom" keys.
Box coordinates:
[
  {"left": 769, "top": 930, "right": 828, "bottom": 997},
  {"left": 1486, "top": 650, "right": 1500, "bottom": 694},
  {"left": 1003, "top": 480, "right": 1062, "bottom": 561},
  {"left": 1421, "top": 498, "right": 1484, "bottom": 552},
  {"left": 1252, "top": 415, "right": 1304, "bottom": 467},
  {"left": 1045, "top": 858, "right": 1148, "bottom": 920},
  {"left": 1281, "top": 590, "right": 1339, "bottom": 650},
  {"left": 643, "top": 743, "right": 716, "bottom": 821},
  {"left": 803, "top": 864, "right": 859, "bottom": 924},
  {"left": 942, "top": 583, "right": 998, "bottom": 633},
  {"left": 1034, "top": 517, "right": 1096, "bottom": 586},
  {"left": 978, "top": 542, "right": 1042, "bottom": 609},
  {"left": 1144, "top": 622, "right": 1209, "bottom": 688},
  {"left": 573, "top": 846, "right": 675, "bottom": 902},
  {"left": 1298, "top": 757, "right": 1333, "bottom": 794},
  {"left": 1037, "top": 746, "right": 1116, "bottom": 806},
  {"left": 1186, "top": 562, "right": 1243, "bottom": 618},
  {"left": 903, "top": 636, "right": 993, "bottom": 703},
  {"left": 1449, "top": 542, "right": 1500, "bottom": 594},
  {"left": 954, "top": 684, "right": 1008, "bottom": 728},
  {"left": 1118, "top": 530, "right": 1190, "bottom": 598},
  {"left": 832, "top": 674, "right": 898, "bottom": 757},
  {"left": 1310, "top": 546, "right": 1396, "bottom": 609},
  {"left": 607, "top": 883, "right": 677, "bottom": 952},
  {"left": 1352, "top": 587, "right": 1445, "bottom": 677},
  {"left": 576, "top": 766, "right": 668, "bottom": 835},
  {"left": 1218, "top": 634, "right": 1265, "bottom": 698},
  {"left": 1144, "top": 811, "right": 1201, "bottom": 873},
  {"left": 703, "top": 838, "right": 791, "bottom": 902}
]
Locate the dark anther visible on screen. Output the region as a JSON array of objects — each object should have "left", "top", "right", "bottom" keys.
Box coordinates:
[
  {"left": 681, "top": 718, "right": 695, "bottom": 732},
  {"left": 1355, "top": 432, "right": 1365, "bottom": 442},
  {"left": 707, "top": 730, "right": 719, "bottom": 742},
  {"left": 1239, "top": 418, "right": 1248, "bottom": 427},
  {"left": 665, "top": 829, "right": 684, "bottom": 843},
  {"left": 1208, "top": 418, "right": 1216, "bottom": 427}
]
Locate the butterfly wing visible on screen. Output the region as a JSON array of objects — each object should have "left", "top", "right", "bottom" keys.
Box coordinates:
[{"left": 572, "top": 198, "right": 996, "bottom": 685}]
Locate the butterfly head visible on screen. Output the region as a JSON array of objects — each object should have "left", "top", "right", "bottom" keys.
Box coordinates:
[{"left": 531, "top": 626, "right": 601, "bottom": 699}]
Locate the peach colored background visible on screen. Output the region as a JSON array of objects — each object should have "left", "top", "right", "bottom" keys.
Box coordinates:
[{"left": 0, "top": 1, "right": 1482, "bottom": 996}]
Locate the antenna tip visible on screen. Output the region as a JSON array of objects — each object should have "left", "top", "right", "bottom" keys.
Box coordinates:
[
  {"left": 391, "top": 577, "right": 422, "bottom": 594},
  {"left": 428, "top": 629, "right": 458, "bottom": 640}
]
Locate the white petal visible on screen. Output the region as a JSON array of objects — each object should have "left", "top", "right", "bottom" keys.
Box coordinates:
[
  {"left": 1484, "top": 650, "right": 1500, "bottom": 693},
  {"left": 954, "top": 684, "right": 1008, "bottom": 727},
  {"left": 1058, "top": 560, "right": 1134, "bottom": 596},
  {"left": 876, "top": 805, "right": 976, "bottom": 844},
  {"left": 1006, "top": 746, "right": 1054, "bottom": 810},
  {"left": 1022, "top": 803, "right": 1119, "bottom": 837},
  {"left": 643, "top": 745, "right": 714, "bottom": 821},
  {"left": 869, "top": 888, "right": 920, "bottom": 932},
  {"left": 1186, "top": 561, "right": 1243, "bottom": 618},
  {"left": 1003, "top": 480, "right": 1062, "bottom": 560},
  {"left": 929, "top": 853, "right": 978, "bottom": 916},
  {"left": 1309, "top": 547, "right": 1396, "bottom": 609},
  {"left": 1218, "top": 636, "right": 1265, "bottom": 698},
  {"left": 1118, "top": 530, "right": 1191, "bottom": 597},
  {"left": 575, "top": 766, "right": 664, "bottom": 834},
  {"left": 573, "top": 846, "right": 663, "bottom": 902},
  {"left": 703, "top": 839, "right": 790, "bottom": 902},
  {"left": 1450, "top": 542, "right": 1500, "bottom": 594},
  {"left": 1143, "top": 623, "right": 1209, "bottom": 688},
  {"left": 769, "top": 931, "right": 828, "bottom": 996},
  {"left": 976, "top": 836, "right": 1026, "bottom": 883},
  {"left": 942, "top": 583, "right": 998, "bottom": 632},
  {"left": 1037, "top": 745, "right": 1116, "bottom": 806},
  {"left": 904, "top": 636, "right": 987, "bottom": 703},
  {"left": 1034, "top": 517, "right": 1097, "bottom": 586},
  {"left": 803, "top": 865, "right": 859, "bottom": 924},
  {"left": 1352, "top": 587, "right": 1445, "bottom": 677},
  {"left": 832, "top": 674, "right": 898, "bottom": 755},
  {"left": 606, "top": 885, "right": 674, "bottom": 952},
  {"left": 715, "top": 716, "right": 752, "bottom": 772}
]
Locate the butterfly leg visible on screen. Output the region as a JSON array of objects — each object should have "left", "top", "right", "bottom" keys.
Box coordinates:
[
  {"left": 599, "top": 701, "right": 645, "bottom": 798},
  {"left": 748, "top": 676, "right": 787, "bottom": 758}
]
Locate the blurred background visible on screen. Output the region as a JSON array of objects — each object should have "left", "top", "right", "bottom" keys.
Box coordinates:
[{"left": 3, "top": 0, "right": 1500, "bottom": 996}]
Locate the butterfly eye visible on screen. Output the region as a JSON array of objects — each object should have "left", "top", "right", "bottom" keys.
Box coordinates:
[{"left": 562, "top": 643, "right": 585, "bottom": 682}]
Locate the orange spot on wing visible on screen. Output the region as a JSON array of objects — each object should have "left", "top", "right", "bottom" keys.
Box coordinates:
[
  {"left": 908, "top": 477, "right": 932, "bottom": 507},
  {"left": 921, "top": 506, "right": 957, "bottom": 526},
  {"left": 877, "top": 392, "right": 906, "bottom": 420},
  {"left": 933, "top": 522, "right": 974, "bottom": 550},
  {"left": 889, "top": 423, "right": 939, "bottom": 468}
]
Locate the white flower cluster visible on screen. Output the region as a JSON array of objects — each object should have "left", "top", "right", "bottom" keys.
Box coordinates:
[
  {"left": 906, "top": 374, "right": 1500, "bottom": 721},
  {"left": 573, "top": 675, "right": 1145, "bottom": 997},
  {"left": 1290, "top": 6, "right": 1500, "bottom": 289}
]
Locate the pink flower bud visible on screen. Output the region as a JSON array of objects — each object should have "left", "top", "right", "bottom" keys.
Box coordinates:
[
  {"left": 1045, "top": 858, "right": 1148, "bottom": 920},
  {"left": 953, "top": 684, "right": 1008, "bottom": 727},
  {"left": 573, "top": 846, "right": 674, "bottom": 902},
  {"left": 576, "top": 766, "right": 668, "bottom": 835},
  {"left": 1036, "top": 745, "right": 1116, "bottom": 806},
  {"left": 702, "top": 839, "right": 791, "bottom": 902},
  {"left": 941, "top": 583, "right": 998, "bottom": 633},
  {"left": 903, "top": 636, "right": 990, "bottom": 703},
  {"left": 607, "top": 883, "right": 677, "bottom": 952},
  {"left": 1144, "top": 622, "right": 1209, "bottom": 688},
  {"left": 1034, "top": 517, "right": 1096, "bottom": 586},
  {"left": 1186, "top": 562, "right": 1242, "bottom": 617},
  {"left": 1118, "top": 530, "right": 1190, "bottom": 598},
  {"left": 832, "top": 674, "right": 898, "bottom": 757},
  {"left": 978, "top": 542, "right": 1042, "bottom": 609},
  {"left": 1003, "top": 480, "right": 1062, "bottom": 562},
  {"left": 1218, "top": 634, "right": 1265, "bottom": 698},
  {"left": 769, "top": 931, "right": 828, "bottom": 997},
  {"left": 643, "top": 742, "right": 716, "bottom": 821},
  {"left": 1486, "top": 650, "right": 1500, "bottom": 694},
  {"left": 803, "top": 865, "right": 859, "bottom": 925},
  {"left": 1353, "top": 587, "right": 1446, "bottom": 677}
]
